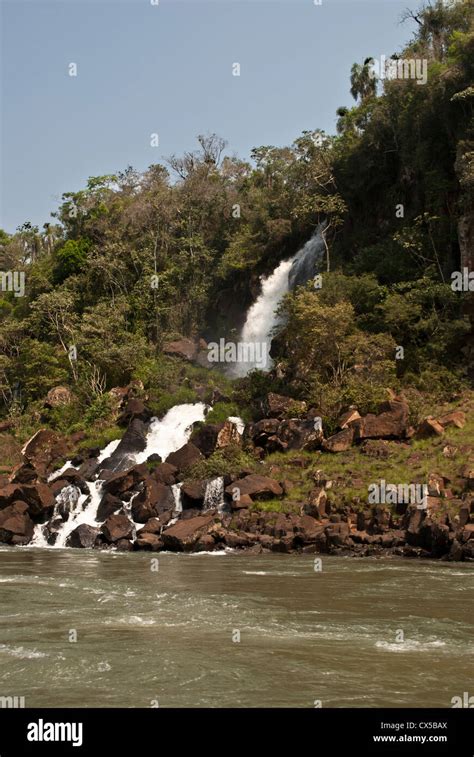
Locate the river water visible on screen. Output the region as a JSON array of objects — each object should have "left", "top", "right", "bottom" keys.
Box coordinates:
[{"left": 0, "top": 548, "right": 472, "bottom": 708}]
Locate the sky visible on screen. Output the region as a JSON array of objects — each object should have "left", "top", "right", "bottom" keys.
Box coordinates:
[{"left": 1, "top": 0, "right": 415, "bottom": 233}]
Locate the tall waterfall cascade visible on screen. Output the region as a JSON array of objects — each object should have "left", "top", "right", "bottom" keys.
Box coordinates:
[{"left": 230, "top": 227, "right": 325, "bottom": 378}]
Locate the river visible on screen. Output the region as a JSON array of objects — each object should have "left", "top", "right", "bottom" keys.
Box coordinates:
[{"left": 0, "top": 548, "right": 472, "bottom": 708}]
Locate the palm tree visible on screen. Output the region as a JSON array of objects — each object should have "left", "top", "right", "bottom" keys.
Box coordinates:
[{"left": 350, "top": 58, "right": 377, "bottom": 103}]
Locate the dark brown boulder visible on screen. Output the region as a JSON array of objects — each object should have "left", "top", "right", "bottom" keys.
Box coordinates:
[
  {"left": 0, "top": 483, "right": 27, "bottom": 509},
  {"left": 8, "top": 462, "right": 38, "bottom": 484},
  {"left": 302, "top": 487, "right": 328, "bottom": 519},
  {"left": 277, "top": 419, "right": 323, "bottom": 451},
  {"left": 135, "top": 532, "right": 163, "bottom": 551},
  {"left": 3, "top": 483, "right": 55, "bottom": 519},
  {"left": 266, "top": 392, "right": 307, "bottom": 419},
  {"left": 415, "top": 418, "right": 444, "bottom": 439},
  {"left": 225, "top": 474, "right": 283, "bottom": 501},
  {"left": 352, "top": 403, "right": 408, "bottom": 441},
  {"left": 102, "top": 513, "right": 134, "bottom": 543},
  {"left": 181, "top": 479, "right": 207, "bottom": 508},
  {"left": 51, "top": 468, "right": 88, "bottom": 493},
  {"left": 66, "top": 523, "right": 99, "bottom": 549},
  {"left": 100, "top": 419, "right": 148, "bottom": 473},
  {"left": 322, "top": 427, "right": 354, "bottom": 453},
  {"left": 165, "top": 442, "right": 203, "bottom": 472},
  {"left": 153, "top": 462, "right": 178, "bottom": 485},
  {"left": 102, "top": 464, "right": 148, "bottom": 497},
  {"left": 96, "top": 492, "right": 122, "bottom": 522},
  {"left": 163, "top": 338, "right": 198, "bottom": 362},
  {"left": 131, "top": 480, "right": 175, "bottom": 522},
  {"left": 138, "top": 517, "right": 164, "bottom": 534},
  {"left": 161, "top": 513, "right": 215, "bottom": 551},
  {"left": 116, "top": 538, "right": 134, "bottom": 552},
  {"left": 191, "top": 424, "right": 223, "bottom": 457},
  {"left": 0, "top": 501, "right": 34, "bottom": 544},
  {"left": 21, "top": 429, "right": 69, "bottom": 477},
  {"left": 118, "top": 398, "right": 152, "bottom": 426}
]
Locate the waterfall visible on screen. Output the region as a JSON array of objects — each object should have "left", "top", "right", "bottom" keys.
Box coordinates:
[
  {"left": 134, "top": 402, "right": 206, "bottom": 464},
  {"left": 230, "top": 227, "right": 324, "bottom": 377},
  {"left": 203, "top": 477, "right": 225, "bottom": 514},
  {"left": 31, "top": 403, "right": 207, "bottom": 549}
]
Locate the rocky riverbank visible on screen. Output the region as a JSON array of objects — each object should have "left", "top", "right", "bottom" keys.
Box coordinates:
[{"left": 0, "top": 385, "right": 473, "bottom": 561}]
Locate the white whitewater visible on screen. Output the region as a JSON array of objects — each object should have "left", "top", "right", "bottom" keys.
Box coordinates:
[
  {"left": 31, "top": 403, "right": 207, "bottom": 548},
  {"left": 203, "top": 477, "right": 225, "bottom": 514},
  {"left": 134, "top": 402, "right": 207, "bottom": 464},
  {"left": 231, "top": 228, "right": 324, "bottom": 377}
]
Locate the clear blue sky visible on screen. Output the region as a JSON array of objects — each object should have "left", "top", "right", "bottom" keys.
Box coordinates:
[{"left": 1, "top": 0, "right": 414, "bottom": 233}]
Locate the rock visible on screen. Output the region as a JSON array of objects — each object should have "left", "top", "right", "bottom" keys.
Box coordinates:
[
  {"left": 302, "top": 487, "right": 328, "bottom": 519},
  {"left": 66, "top": 524, "right": 99, "bottom": 549},
  {"left": 194, "top": 534, "right": 218, "bottom": 552},
  {"left": 462, "top": 465, "right": 474, "bottom": 490},
  {"left": 153, "top": 463, "right": 177, "bottom": 485},
  {"left": 359, "top": 440, "right": 391, "bottom": 459},
  {"left": 0, "top": 501, "right": 34, "bottom": 544},
  {"left": 21, "top": 429, "right": 69, "bottom": 478},
  {"left": 369, "top": 505, "right": 391, "bottom": 533},
  {"left": 50, "top": 468, "right": 88, "bottom": 494},
  {"left": 223, "top": 530, "right": 256, "bottom": 548},
  {"left": 96, "top": 492, "right": 122, "bottom": 522},
  {"left": 102, "top": 513, "right": 134, "bottom": 543},
  {"left": 44, "top": 386, "right": 73, "bottom": 408},
  {"left": 100, "top": 419, "right": 148, "bottom": 472},
  {"left": 322, "top": 428, "right": 354, "bottom": 453},
  {"left": 416, "top": 418, "right": 444, "bottom": 439},
  {"left": 231, "top": 492, "right": 253, "bottom": 511},
  {"left": 118, "top": 399, "right": 152, "bottom": 426},
  {"left": 437, "top": 410, "right": 466, "bottom": 429},
  {"left": 163, "top": 338, "right": 198, "bottom": 362},
  {"left": 116, "top": 538, "right": 133, "bottom": 552},
  {"left": 0, "top": 483, "right": 55, "bottom": 520},
  {"left": 449, "top": 539, "right": 463, "bottom": 561},
  {"left": 181, "top": 479, "right": 207, "bottom": 508},
  {"left": 276, "top": 419, "right": 323, "bottom": 451},
  {"left": 266, "top": 393, "right": 307, "bottom": 419},
  {"left": 352, "top": 402, "right": 408, "bottom": 441},
  {"left": 161, "top": 514, "right": 215, "bottom": 551},
  {"left": 165, "top": 442, "right": 204, "bottom": 472},
  {"left": 225, "top": 474, "right": 283, "bottom": 501},
  {"left": 102, "top": 464, "right": 148, "bottom": 497},
  {"left": 138, "top": 517, "right": 163, "bottom": 534},
  {"left": 459, "top": 504, "right": 471, "bottom": 528},
  {"left": 131, "top": 480, "right": 175, "bottom": 522},
  {"left": 191, "top": 424, "right": 222, "bottom": 457},
  {"left": 337, "top": 408, "right": 361, "bottom": 429},
  {"left": 215, "top": 420, "right": 242, "bottom": 449},
  {"left": 135, "top": 532, "right": 163, "bottom": 551},
  {"left": 8, "top": 462, "right": 38, "bottom": 484},
  {"left": 427, "top": 473, "right": 445, "bottom": 497},
  {"left": 77, "top": 457, "right": 99, "bottom": 480}
]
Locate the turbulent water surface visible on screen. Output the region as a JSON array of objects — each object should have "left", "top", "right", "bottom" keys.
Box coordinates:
[{"left": 0, "top": 549, "right": 472, "bottom": 708}]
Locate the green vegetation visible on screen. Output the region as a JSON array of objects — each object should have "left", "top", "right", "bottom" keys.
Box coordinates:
[{"left": 0, "top": 1, "right": 472, "bottom": 437}]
